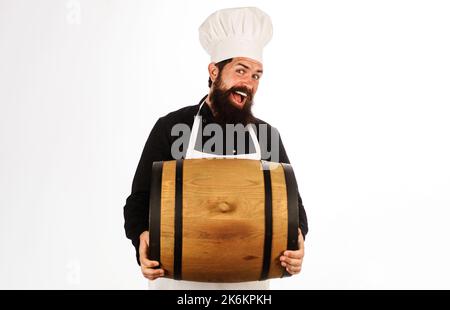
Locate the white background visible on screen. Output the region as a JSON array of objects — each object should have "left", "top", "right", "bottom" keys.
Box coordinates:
[{"left": 1, "top": 0, "right": 449, "bottom": 289}]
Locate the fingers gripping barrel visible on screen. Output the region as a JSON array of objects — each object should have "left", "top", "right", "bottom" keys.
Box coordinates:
[{"left": 148, "top": 159, "right": 299, "bottom": 282}]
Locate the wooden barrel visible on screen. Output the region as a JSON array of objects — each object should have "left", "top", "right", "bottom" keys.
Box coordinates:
[{"left": 148, "top": 159, "right": 299, "bottom": 282}]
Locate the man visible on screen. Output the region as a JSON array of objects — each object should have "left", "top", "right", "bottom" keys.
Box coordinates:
[{"left": 123, "top": 7, "right": 308, "bottom": 289}]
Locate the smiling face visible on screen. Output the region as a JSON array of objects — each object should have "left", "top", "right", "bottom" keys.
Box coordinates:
[
  {"left": 208, "top": 57, "right": 263, "bottom": 109},
  {"left": 207, "top": 57, "right": 263, "bottom": 125}
]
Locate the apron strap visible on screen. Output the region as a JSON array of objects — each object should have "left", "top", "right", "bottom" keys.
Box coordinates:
[{"left": 185, "top": 100, "right": 206, "bottom": 158}]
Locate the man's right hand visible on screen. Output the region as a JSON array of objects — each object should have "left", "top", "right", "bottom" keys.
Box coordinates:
[{"left": 139, "top": 231, "right": 164, "bottom": 280}]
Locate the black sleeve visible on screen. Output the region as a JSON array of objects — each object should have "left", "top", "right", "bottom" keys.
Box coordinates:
[
  {"left": 123, "top": 117, "right": 172, "bottom": 265},
  {"left": 276, "top": 131, "right": 309, "bottom": 241}
]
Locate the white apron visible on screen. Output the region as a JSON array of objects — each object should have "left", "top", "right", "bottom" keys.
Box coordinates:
[{"left": 149, "top": 100, "right": 269, "bottom": 290}]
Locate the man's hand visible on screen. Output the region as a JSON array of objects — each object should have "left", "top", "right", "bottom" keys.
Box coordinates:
[
  {"left": 139, "top": 231, "right": 165, "bottom": 280},
  {"left": 280, "top": 228, "right": 305, "bottom": 275}
]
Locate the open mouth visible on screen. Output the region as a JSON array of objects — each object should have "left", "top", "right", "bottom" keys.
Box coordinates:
[{"left": 230, "top": 90, "right": 248, "bottom": 107}]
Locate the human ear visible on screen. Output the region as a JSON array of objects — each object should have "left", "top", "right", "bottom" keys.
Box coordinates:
[{"left": 208, "top": 63, "right": 219, "bottom": 83}]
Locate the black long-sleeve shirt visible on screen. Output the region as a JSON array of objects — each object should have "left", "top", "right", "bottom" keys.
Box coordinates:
[{"left": 124, "top": 96, "right": 308, "bottom": 264}]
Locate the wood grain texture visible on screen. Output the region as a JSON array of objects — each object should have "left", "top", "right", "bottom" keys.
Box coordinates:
[
  {"left": 160, "top": 160, "right": 176, "bottom": 276},
  {"left": 267, "top": 163, "right": 288, "bottom": 278},
  {"left": 182, "top": 159, "right": 265, "bottom": 282},
  {"left": 156, "top": 159, "right": 290, "bottom": 282}
]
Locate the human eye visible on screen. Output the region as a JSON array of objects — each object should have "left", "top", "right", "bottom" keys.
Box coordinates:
[
  {"left": 236, "top": 68, "right": 245, "bottom": 75},
  {"left": 252, "top": 74, "right": 260, "bottom": 80}
]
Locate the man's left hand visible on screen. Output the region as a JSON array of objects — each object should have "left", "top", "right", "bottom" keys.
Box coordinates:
[{"left": 280, "top": 228, "right": 305, "bottom": 275}]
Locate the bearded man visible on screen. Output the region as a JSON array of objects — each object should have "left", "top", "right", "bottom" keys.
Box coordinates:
[{"left": 123, "top": 7, "right": 308, "bottom": 290}]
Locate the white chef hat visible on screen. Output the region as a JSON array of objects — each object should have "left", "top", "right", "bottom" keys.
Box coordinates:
[{"left": 199, "top": 7, "right": 273, "bottom": 64}]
